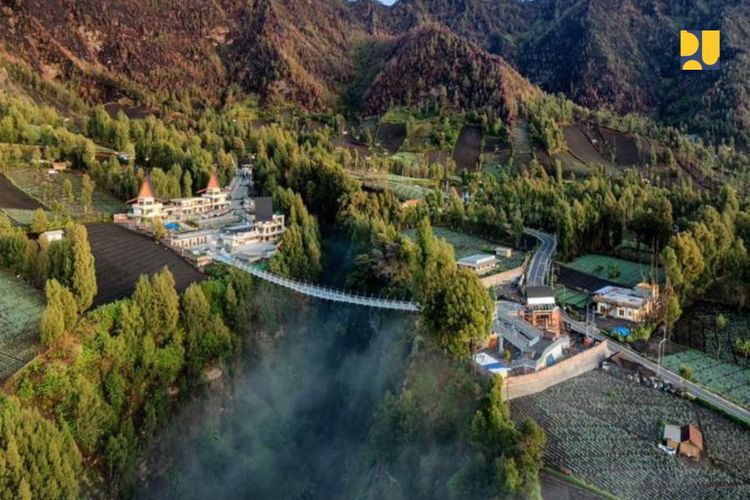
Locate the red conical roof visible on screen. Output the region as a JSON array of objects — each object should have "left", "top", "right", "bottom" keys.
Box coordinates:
[
  {"left": 206, "top": 170, "right": 221, "bottom": 190},
  {"left": 127, "top": 176, "right": 156, "bottom": 203},
  {"left": 198, "top": 170, "right": 221, "bottom": 193}
]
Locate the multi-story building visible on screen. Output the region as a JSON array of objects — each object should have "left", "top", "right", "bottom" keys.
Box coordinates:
[
  {"left": 524, "top": 286, "right": 563, "bottom": 338},
  {"left": 127, "top": 171, "right": 230, "bottom": 224}
]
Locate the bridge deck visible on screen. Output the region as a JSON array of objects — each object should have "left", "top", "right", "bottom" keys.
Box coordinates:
[{"left": 215, "top": 254, "right": 420, "bottom": 312}]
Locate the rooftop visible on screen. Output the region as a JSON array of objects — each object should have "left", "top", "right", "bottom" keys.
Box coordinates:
[
  {"left": 594, "top": 285, "right": 647, "bottom": 308},
  {"left": 527, "top": 286, "right": 554, "bottom": 299},
  {"left": 458, "top": 253, "right": 497, "bottom": 266},
  {"left": 254, "top": 197, "right": 274, "bottom": 222}
]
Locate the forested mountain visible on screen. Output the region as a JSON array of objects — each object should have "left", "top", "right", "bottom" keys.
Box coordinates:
[
  {"left": 381, "top": 0, "right": 750, "bottom": 143},
  {"left": 1, "top": 0, "right": 748, "bottom": 142},
  {"left": 361, "top": 24, "right": 538, "bottom": 119}
]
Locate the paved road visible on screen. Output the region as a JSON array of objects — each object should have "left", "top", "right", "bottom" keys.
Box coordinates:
[
  {"left": 524, "top": 228, "right": 556, "bottom": 287},
  {"left": 228, "top": 168, "right": 253, "bottom": 212},
  {"left": 564, "top": 316, "right": 750, "bottom": 425}
]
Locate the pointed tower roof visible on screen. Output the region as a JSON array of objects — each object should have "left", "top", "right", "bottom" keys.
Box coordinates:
[
  {"left": 127, "top": 176, "right": 157, "bottom": 204},
  {"left": 198, "top": 170, "right": 221, "bottom": 193}
]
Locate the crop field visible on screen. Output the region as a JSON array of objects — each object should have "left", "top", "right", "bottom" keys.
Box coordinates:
[
  {"left": 0, "top": 173, "right": 41, "bottom": 209},
  {"left": 595, "top": 126, "right": 649, "bottom": 167},
  {"left": 673, "top": 303, "right": 750, "bottom": 366},
  {"left": 563, "top": 124, "right": 608, "bottom": 165},
  {"left": 4, "top": 166, "right": 126, "bottom": 218},
  {"left": 424, "top": 149, "right": 451, "bottom": 166},
  {"left": 554, "top": 286, "right": 591, "bottom": 310},
  {"left": 510, "top": 121, "right": 533, "bottom": 166},
  {"left": 353, "top": 172, "right": 436, "bottom": 200},
  {"left": 565, "top": 254, "right": 663, "bottom": 288},
  {"left": 375, "top": 122, "right": 406, "bottom": 153},
  {"left": 403, "top": 227, "right": 524, "bottom": 269},
  {"left": 0, "top": 270, "right": 44, "bottom": 380},
  {"left": 511, "top": 370, "right": 750, "bottom": 499},
  {"left": 87, "top": 223, "right": 204, "bottom": 306},
  {"left": 557, "top": 264, "right": 620, "bottom": 293},
  {"left": 662, "top": 350, "right": 750, "bottom": 407},
  {"left": 452, "top": 125, "right": 482, "bottom": 171},
  {"left": 0, "top": 207, "right": 54, "bottom": 226}
]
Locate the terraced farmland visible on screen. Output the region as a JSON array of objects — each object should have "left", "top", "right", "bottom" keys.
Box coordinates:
[
  {"left": 510, "top": 120, "right": 533, "bottom": 165},
  {"left": 87, "top": 223, "right": 204, "bottom": 306},
  {"left": 0, "top": 173, "right": 41, "bottom": 210},
  {"left": 512, "top": 370, "right": 750, "bottom": 499},
  {"left": 4, "top": 166, "right": 126, "bottom": 218},
  {"left": 0, "top": 270, "right": 44, "bottom": 380},
  {"left": 662, "top": 350, "right": 750, "bottom": 407}
]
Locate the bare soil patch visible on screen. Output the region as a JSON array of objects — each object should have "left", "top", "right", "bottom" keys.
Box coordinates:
[
  {"left": 597, "top": 126, "right": 642, "bottom": 166},
  {"left": 452, "top": 125, "right": 482, "bottom": 171},
  {"left": 563, "top": 125, "right": 608, "bottom": 165},
  {"left": 375, "top": 122, "right": 406, "bottom": 153},
  {"left": 332, "top": 135, "right": 371, "bottom": 157},
  {"left": 0, "top": 174, "right": 41, "bottom": 210},
  {"left": 87, "top": 224, "right": 204, "bottom": 306}
]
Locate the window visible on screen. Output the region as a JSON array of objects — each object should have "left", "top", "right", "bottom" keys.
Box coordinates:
[{"left": 617, "top": 308, "right": 625, "bottom": 317}]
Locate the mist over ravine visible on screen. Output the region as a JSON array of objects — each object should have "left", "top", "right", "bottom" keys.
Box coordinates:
[{"left": 140, "top": 280, "right": 417, "bottom": 499}]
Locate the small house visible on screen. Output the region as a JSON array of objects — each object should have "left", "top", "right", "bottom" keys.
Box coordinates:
[
  {"left": 457, "top": 254, "right": 498, "bottom": 275},
  {"left": 51, "top": 161, "right": 67, "bottom": 172},
  {"left": 39, "top": 229, "right": 64, "bottom": 245},
  {"left": 495, "top": 246, "right": 512, "bottom": 258},
  {"left": 679, "top": 425, "right": 703, "bottom": 459},
  {"left": 662, "top": 424, "right": 703, "bottom": 460},
  {"left": 593, "top": 283, "right": 659, "bottom": 323},
  {"left": 401, "top": 199, "right": 423, "bottom": 210}
]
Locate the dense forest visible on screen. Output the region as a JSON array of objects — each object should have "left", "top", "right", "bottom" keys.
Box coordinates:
[{"left": 0, "top": 1, "right": 748, "bottom": 496}]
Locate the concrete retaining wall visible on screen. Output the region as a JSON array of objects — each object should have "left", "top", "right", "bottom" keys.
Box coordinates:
[
  {"left": 480, "top": 266, "right": 524, "bottom": 288},
  {"left": 505, "top": 341, "right": 612, "bottom": 400}
]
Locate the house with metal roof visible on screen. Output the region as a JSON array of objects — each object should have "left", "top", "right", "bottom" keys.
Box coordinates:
[
  {"left": 593, "top": 283, "right": 659, "bottom": 323},
  {"left": 457, "top": 253, "right": 498, "bottom": 275}
]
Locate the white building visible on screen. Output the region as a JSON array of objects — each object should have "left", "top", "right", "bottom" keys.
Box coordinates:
[
  {"left": 457, "top": 254, "right": 498, "bottom": 275},
  {"left": 593, "top": 283, "right": 659, "bottom": 323},
  {"left": 472, "top": 352, "right": 510, "bottom": 377},
  {"left": 220, "top": 215, "right": 286, "bottom": 252},
  {"left": 39, "top": 229, "right": 64, "bottom": 245},
  {"left": 167, "top": 229, "right": 217, "bottom": 249},
  {"left": 495, "top": 246, "right": 512, "bottom": 258},
  {"left": 127, "top": 171, "right": 230, "bottom": 224}
]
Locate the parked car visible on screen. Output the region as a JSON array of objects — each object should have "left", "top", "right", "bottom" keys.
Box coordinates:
[{"left": 658, "top": 444, "right": 676, "bottom": 456}]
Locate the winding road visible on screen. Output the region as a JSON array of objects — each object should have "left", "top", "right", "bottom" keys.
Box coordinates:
[{"left": 523, "top": 228, "right": 556, "bottom": 287}]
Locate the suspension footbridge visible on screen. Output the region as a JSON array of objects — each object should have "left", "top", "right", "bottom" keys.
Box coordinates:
[
  {"left": 214, "top": 254, "right": 420, "bottom": 312},
  {"left": 216, "top": 228, "right": 556, "bottom": 312}
]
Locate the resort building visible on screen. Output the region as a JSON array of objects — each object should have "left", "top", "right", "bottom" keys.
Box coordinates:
[
  {"left": 167, "top": 229, "right": 217, "bottom": 249},
  {"left": 458, "top": 254, "right": 498, "bottom": 275},
  {"left": 126, "top": 171, "right": 230, "bottom": 224},
  {"left": 593, "top": 282, "right": 659, "bottom": 323},
  {"left": 221, "top": 214, "right": 286, "bottom": 252}
]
